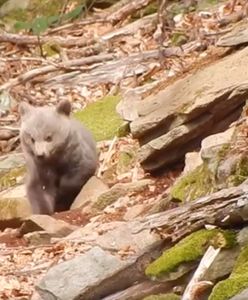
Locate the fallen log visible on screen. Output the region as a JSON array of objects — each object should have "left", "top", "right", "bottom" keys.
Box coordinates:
[
  {"left": 0, "top": 53, "right": 117, "bottom": 91},
  {"left": 0, "top": 32, "right": 97, "bottom": 48},
  {"left": 132, "top": 183, "right": 248, "bottom": 242},
  {"left": 109, "top": 0, "right": 154, "bottom": 25}
]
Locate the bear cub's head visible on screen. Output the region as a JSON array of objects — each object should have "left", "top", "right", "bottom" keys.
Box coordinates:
[{"left": 19, "top": 100, "right": 72, "bottom": 161}]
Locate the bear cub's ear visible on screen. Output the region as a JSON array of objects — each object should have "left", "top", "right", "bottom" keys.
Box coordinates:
[
  {"left": 56, "top": 100, "right": 71, "bottom": 116},
  {"left": 19, "top": 102, "right": 33, "bottom": 118}
]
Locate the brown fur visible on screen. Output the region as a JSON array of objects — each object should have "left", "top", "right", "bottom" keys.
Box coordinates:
[{"left": 19, "top": 100, "right": 98, "bottom": 215}]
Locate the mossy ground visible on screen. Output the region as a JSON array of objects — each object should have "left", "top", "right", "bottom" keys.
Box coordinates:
[
  {"left": 170, "top": 163, "right": 216, "bottom": 202},
  {"left": 0, "top": 166, "right": 26, "bottom": 192},
  {"left": 209, "top": 245, "right": 248, "bottom": 300},
  {"left": 143, "top": 293, "right": 180, "bottom": 300},
  {"left": 74, "top": 95, "right": 125, "bottom": 142},
  {"left": 2, "top": 0, "right": 64, "bottom": 24},
  {"left": 1, "top": 0, "right": 92, "bottom": 32},
  {"left": 145, "top": 229, "right": 236, "bottom": 279}
]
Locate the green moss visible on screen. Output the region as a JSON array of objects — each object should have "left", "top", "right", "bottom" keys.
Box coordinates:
[
  {"left": 0, "top": 166, "right": 26, "bottom": 192},
  {"left": 209, "top": 245, "right": 248, "bottom": 300},
  {"left": 145, "top": 229, "right": 235, "bottom": 279},
  {"left": 229, "top": 156, "right": 248, "bottom": 186},
  {"left": 0, "top": 197, "right": 31, "bottom": 219},
  {"left": 170, "top": 163, "right": 216, "bottom": 202},
  {"left": 117, "top": 121, "right": 130, "bottom": 138},
  {"left": 4, "top": 0, "right": 89, "bottom": 32},
  {"left": 3, "top": 0, "right": 63, "bottom": 25},
  {"left": 131, "top": 1, "right": 158, "bottom": 19},
  {"left": 0, "top": 0, "right": 8, "bottom": 6},
  {"left": 217, "top": 143, "right": 231, "bottom": 160},
  {"left": 143, "top": 293, "right": 180, "bottom": 300},
  {"left": 139, "top": 2, "right": 158, "bottom": 16},
  {"left": 171, "top": 32, "right": 188, "bottom": 46},
  {"left": 74, "top": 95, "right": 125, "bottom": 142},
  {"left": 116, "top": 146, "right": 137, "bottom": 175},
  {"left": 41, "top": 42, "right": 61, "bottom": 57}
]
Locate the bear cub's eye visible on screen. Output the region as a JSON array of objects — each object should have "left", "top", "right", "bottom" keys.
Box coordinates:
[
  {"left": 45, "top": 135, "right": 52, "bottom": 142},
  {"left": 31, "top": 137, "right": 35, "bottom": 143}
]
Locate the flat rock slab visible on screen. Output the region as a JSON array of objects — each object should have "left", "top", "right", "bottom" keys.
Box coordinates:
[
  {"left": 130, "top": 46, "right": 248, "bottom": 171},
  {"left": 96, "top": 222, "right": 161, "bottom": 253},
  {"left": 20, "top": 215, "right": 77, "bottom": 238},
  {"left": 36, "top": 246, "right": 129, "bottom": 300},
  {"left": 70, "top": 176, "right": 109, "bottom": 210},
  {"left": 217, "top": 22, "right": 248, "bottom": 47},
  {"left": 0, "top": 185, "right": 31, "bottom": 229},
  {"left": 0, "top": 153, "right": 25, "bottom": 171},
  {"left": 93, "top": 179, "right": 153, "bottom": 210}
]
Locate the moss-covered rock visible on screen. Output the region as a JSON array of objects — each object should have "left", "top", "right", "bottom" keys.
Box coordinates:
[
  {"left": 170, "top": 163, "right": 216, "bottom": 202},
  {"left": 145, "top": 229, "right": 236, "bottom": 279},
  {"left": 116, "top": 144, "right": 138, "bottom": 175},
  {"left": 1, "top": 0, "right": 63, "bottom": 24},
  {"left": 93, "top": 179, "right": 153, "bottom": 210},
  {"left": 170, "top": 149, "right": 248, "bottom": 203},
  {"left": 1, "top": 0, "right": 95, "bottom": 32},
  {"left": 74, "top": 95, "right": 126, "bottom": 142},
  {"left": 0, "top": 166, "right": 26, "bottom": 192},
  {"left": 0, "top": 197, "right": 31, "bottom": 220},
  {"left": 143, "top": 293, "right": 180, "bottom": 300},
  {"left": 228, "top": 156, "right": 248, "bottom": 186},
  {"left": 209, "top": 245, "right": 248, "bottom": 300}
]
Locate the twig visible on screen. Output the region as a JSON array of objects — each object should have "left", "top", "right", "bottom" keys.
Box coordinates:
[
  {"left": 58, "top": 0, "right": 70, "bottom": 25},
  {"left": 109, "top": 0, "right": 154, "bottom": 25},
  {"left": 97, "top": 136, "right": 118, "bottom": 177},
  {"left": 154, "top": 0, "right": 168, "bottom": 46},
  {"left": 182, "top": 245, "right": 218, "bottom": 300},
  {"left": 0, "top": 32, "right": 97, "bottom": 48},
  {"left": 204, "top": 28, "right": 232, "bottom": 37},
  {"left": 47, "top": 18, "right": 110, "bottom": 34},
  {"left": 0, "top": 57, "right": 45, "bottom": 62},
  {"left": 0, "top": 53, "right": 117, "bottom": 92},
  {"left": 5, "top": 261, "right": 54, "bottom": 276}
]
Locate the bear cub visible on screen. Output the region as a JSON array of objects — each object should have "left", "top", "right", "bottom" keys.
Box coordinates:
[{"left": 19, "top": 100, "right": 98, "bottom": 215}]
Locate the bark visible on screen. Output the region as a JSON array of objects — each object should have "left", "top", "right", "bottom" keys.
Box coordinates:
[
  {"left": 109, "top": 0, "right": 154, "bottom": 25},
  {"left": 132, "top": 183, "right": 248, "bottom": 243},
  {"left": 0, "top": 32, "right": 97, "bottom": 48}
]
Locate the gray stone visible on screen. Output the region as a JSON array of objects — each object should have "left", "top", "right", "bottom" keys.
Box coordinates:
[
  {"left": 70, "top": 176, "right": 109, "bottom": 210},
  {"left": 123, "top": 204, "right": 145, "bottom": 221},
  {"left": 0, "top": 184, "right": 26, "bottom": 198},
  {"left": 200, "top": 127, "right": 234, "bottom": 162},
  {"left": 131, "top": 46, "right": 248, "bottom": 171},
  {"left": 216, "top": 154, "right": 241, "bottom": 185},
  {"left": 137, "top": 115, "right": 213, "bottom": 171},
  {"left": 0, "top": 185, "right": 31, "bottom": 228},
  {"left": 183, "top": 152, "right": 203, "bottom": 175},
  {"left": 230, "top": 288, "right": 248, "bottom": 300},
  {"left": 0, "top": 153, "right": 25, "bottom": 171},
  {"left": 237, "top": 226, "right": 248, "bottom": 247},
  {"left": 217, "top": 22, "right": 248, "bottom": 47},
  {"left": 24, "top": 231, "right": 51, "bottom": 245},
  {"left": 96, "top": 222, "right": 160, "bottom": 252},
  {"left": 20, "top": 215, "right": 77, "bottom": 238},
  {"left": 0, "top": 186, "right": 31, "bottom": 228},
  {"left": 203, "top": 247, "right": 240, "bottom": 282},
  {"left": 36, "top": 246, "right": 127, "bottom": 300},
  {"left": 93, "top": 179, "right": 153, "bottom": 210}
]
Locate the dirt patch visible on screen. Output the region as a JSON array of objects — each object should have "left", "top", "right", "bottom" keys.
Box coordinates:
[{"left": 53, "top": 208, "right": 91, "bottom": 226}]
